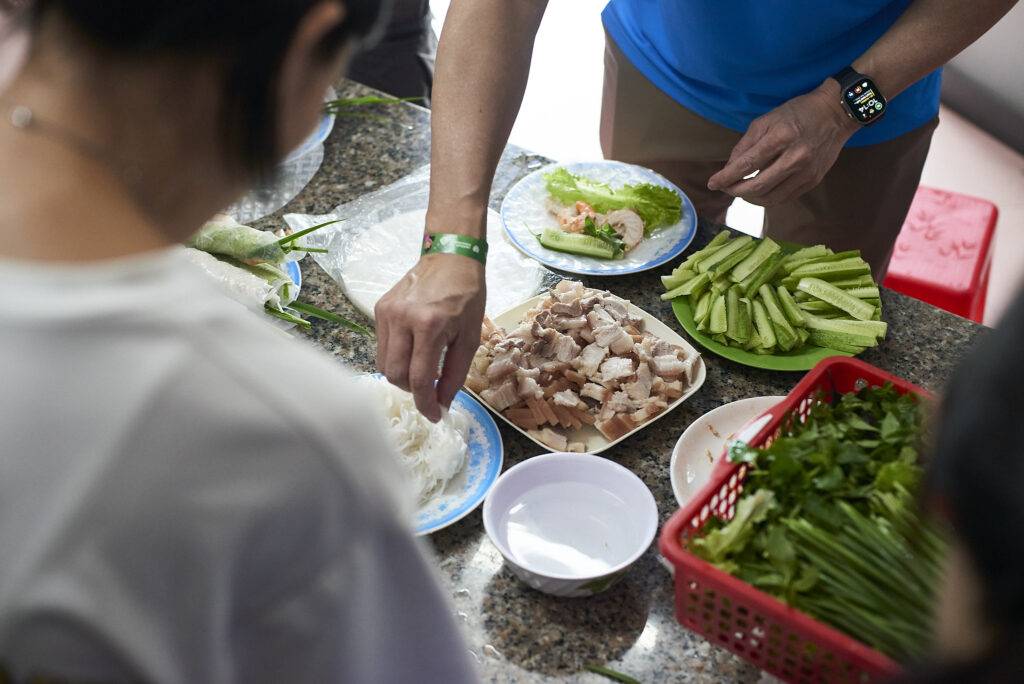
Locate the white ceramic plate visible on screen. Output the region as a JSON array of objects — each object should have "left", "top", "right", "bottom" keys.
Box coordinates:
[
  {"left": 500, "top": 160, "right": 697, "bottom": 276},
  {"left": 467, "top": 290, "right": 706, "bottom": 455},
  {"left": 669, "top": 396, "right": 786, "bottom": 508}
]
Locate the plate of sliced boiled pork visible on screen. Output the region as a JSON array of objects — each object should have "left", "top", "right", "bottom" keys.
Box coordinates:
[{"left": 465, "top": 280, "right": 705, "bottom": 454}]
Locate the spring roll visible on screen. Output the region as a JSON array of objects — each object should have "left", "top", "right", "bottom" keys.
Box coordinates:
[
  {"left": 181, "top": 247, "right": 295, "bottom": 315},
  {"left": 185, "top": 213, "right": 289, "bottom": 265}
]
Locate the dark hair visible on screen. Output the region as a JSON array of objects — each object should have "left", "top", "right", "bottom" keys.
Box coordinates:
[
  {"left": 2, "top": 0, "right": 386, "bottom": 177},
  {"left": 920, "top": 284, "right": 1024, "bottom": 671}
]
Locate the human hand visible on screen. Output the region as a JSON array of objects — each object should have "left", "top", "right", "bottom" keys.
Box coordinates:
[
  {"left": 375, "top": 253, "right": 486, "bottom": 422},
  {"left": 707, "top": 84, "right": 860, "bottom": 206}
]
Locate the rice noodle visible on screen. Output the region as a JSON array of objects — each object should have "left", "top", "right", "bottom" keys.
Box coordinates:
[{"left": 363, "top": 378, "right": 470, "bottom": 506}]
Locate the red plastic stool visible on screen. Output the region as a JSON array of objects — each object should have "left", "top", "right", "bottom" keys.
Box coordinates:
[{"left": 883, "top": 185, "right": 998, "bottom": 323}]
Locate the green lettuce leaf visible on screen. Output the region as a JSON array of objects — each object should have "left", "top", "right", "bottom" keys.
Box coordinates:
[{"left": 544, "top": 167, "right": 682, "bottom": 231}]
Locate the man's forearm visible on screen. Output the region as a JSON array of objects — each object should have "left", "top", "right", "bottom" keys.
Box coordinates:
[
  {"left": 426, "top": 0, "right": 548, "bottom": 238},
  {"left": 854, "top": 0, "right": 1018, "bottom": 99}
]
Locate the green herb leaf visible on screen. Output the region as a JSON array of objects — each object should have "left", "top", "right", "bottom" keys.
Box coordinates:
[{"left": 544, "top": 167, "right": 682, "bottom": 230}]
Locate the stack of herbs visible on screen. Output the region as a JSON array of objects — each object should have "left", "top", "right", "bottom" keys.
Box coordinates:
[{"left": 688, "top": 382, "right": 946, "bottom": 661}]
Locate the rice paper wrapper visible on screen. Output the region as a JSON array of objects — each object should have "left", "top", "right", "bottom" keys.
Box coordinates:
[
  {"left": 180, "top": 247, "right": 295, "bottom": 314},
  {"left": 284, "top": 164, "right": 558, "bottom": 321}
]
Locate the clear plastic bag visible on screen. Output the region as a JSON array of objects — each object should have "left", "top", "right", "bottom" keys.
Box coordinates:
[{"left": 283, "top": 164, "right": 559, "bottom": 320}]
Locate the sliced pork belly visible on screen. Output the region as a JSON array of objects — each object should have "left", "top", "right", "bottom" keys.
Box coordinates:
[
  {"left": 580, "top": 382, "right": 609, "bottom": 403},
  {"left": 599, "top": 356, "right": 635, "bottom": 384},
  {"left": 529, "top": 426, "right": 568, "bottom": 451},
  {"left": 574, "top": 343, "right": 608, "bottom": 377},
  {"left": 623, "top": 362, "right": 653, "bottom": 402},
  {"left": 650, "top": 353, "right": 687, "bottom": 378},
  {"left": 604, "top": 209, "right": 644, "bottom": 250},
  {"left": 486, "top": 348, "right": 522, "bottom": 381},
  {"left": 516, "top": 369, "right": 544, "bottom": 401},
  {"left": 549, "top": 333, "right": 581, "bottom": 362},
  {"left": 592, "top": 323, "right": 634, "bottom": 354},
  {"left": 552, "top": 388, "right": 584, "bottom": 409},
  {"left": 480, "top": 379, "right": 519, "bottom": 412}
]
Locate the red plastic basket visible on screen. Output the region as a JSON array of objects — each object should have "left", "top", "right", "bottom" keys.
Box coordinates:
[{"left": 659, "top": 356, "right": 933, "bottom": 683}]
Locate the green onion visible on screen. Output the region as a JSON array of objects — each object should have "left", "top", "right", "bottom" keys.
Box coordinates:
[
  {"left": 288, "top": 300, "right": 372, "bottom": 337},
  {"left": 584, "top": 664, "right": 641, "bottom": 684},
  {"left": 322, "top": 96, "right": 423, "bottom": 128}
]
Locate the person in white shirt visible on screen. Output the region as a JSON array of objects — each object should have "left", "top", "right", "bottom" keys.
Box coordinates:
[{"left": 0, "top": 1, "right": 478, "bottom": 682}]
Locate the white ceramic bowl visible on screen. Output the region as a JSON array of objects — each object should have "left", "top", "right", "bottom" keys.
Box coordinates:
[{"left": 482, "top": 452, "right": 658, "bottom": 597}]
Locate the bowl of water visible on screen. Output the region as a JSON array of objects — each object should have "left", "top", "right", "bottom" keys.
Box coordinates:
[{"left": 482, "top": 452, "right": 658, "bottom": 597}]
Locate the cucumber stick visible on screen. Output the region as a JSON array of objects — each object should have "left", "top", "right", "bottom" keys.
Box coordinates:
[
  {"left": 759, "top": 284, "right": 798, "bottom": 351},
  {"left": 661, "top": 271, "right": 711, "bottom": 300},
  {"left": 708, "top": 294, "right": 728, "bottom": 334},
  {"left": 684, "top": 230, "right": 731, "bottom": 267},
  {"left": 725, "top": 286, "right": 751, "bottom": 343},
  {"left": 776, "top": 285, "right": 807, "bottom": 327},
  {"left": 538, "top": 228, "right": 615, "bottom": 259},
  {"left": 663, "top": 229, "right": 885, "bottom": 355},
  {"left": 697, "top": 235, "right": 753, "bottom": 273},
  {"left": 661, "top": 268, "right": 696, "bottom": 290},
  {"left": 797, "top": 277, "right": 875, "bottom": 321},
  {"left": 731, "top": 237, "right": 780, "bottom": 283},
  {"left": 751, "top": 299, "right": 777, "bottom": 350}
]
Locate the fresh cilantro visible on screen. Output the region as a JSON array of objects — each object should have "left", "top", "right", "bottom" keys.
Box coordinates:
[
  {"left": 686, "top": 383, "right": 945, "bottom": 662},
  {"left": 582, "top": 216, "right": 626, "bottom": 259}
]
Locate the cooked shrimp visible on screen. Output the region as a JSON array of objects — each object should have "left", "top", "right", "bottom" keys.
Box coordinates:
[
  {"left": 555, "top": 201, "right": 598, "bottom": 234},
  {"left": 604, "top": 209, "right": 644, "bottom": 250}
]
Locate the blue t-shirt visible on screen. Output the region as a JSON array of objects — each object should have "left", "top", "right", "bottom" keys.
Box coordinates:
[{"left": 602, "top": 0, "right": 941, "bottom": 146}]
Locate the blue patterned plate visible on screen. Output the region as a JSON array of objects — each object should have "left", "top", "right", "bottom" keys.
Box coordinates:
[
  {"left": 500, "top": 160, "right": 697, "bottom": 276},
  {"left": 362, "top": 374, "right": 504, "bottom": 535},
  {"left": 414, "top": 389, "right": 504, "bottom": 535},
  {"left": 284, "top": 110, "right": 336, "bottom": 163},
  {"left": 284, "top": 260, "right": 301, "bottom": 290}
]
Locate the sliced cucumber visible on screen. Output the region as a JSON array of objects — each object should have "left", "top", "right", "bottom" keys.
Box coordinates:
[
  {"left": 707, "top": 293, "right": 728, "bottom": 334},
  {"left": 661, "top": 268, "right": 696, "bottom": 290},
  {"left": 751, "top": 299, "right": 777, "bottom": 350},
  {"left": 661, "top": 271, "right": 711, "bottom": 300},
  {"left": 683, "top": 230, "right": 731, "bottom": 268},
  {"left": 776, "top": 285, "right": 807, "bottom": 327},
  {"left": 538, "top": 228, "right": 616, "bottom": 259},
  {"left": 696, "top": 235, "right": 753, "bottom": 273},
  {"left": 731, "top": 237, "right": 781, "bottom": 282},
  {"left": 725, "top": 285, "right": 751, "bottom": 343},
  {"left": 797, "top": 277, "right": 875, "bottom": 321},
  {"left": 759, "top": 284, "right": 798, "bottom": 351}
]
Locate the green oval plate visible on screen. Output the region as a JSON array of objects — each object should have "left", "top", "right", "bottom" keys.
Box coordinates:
[
  {"left": 668, "top": 236, "right": 864, "bottom": 370},
  {"left": 671, "top": 297, "right": 855, "bottom": 371}
]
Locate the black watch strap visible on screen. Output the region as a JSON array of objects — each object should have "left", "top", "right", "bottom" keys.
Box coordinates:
[{"left": 832, "top": 66, "right": 858, "bottom": 84}]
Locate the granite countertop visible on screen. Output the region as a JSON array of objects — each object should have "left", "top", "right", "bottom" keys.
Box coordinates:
[{"left": 254, "top": 80, "right": 988, "bottom": 683}]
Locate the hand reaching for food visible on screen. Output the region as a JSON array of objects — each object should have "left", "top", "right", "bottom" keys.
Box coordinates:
[{"left": 375, "top": 252, "right": 487, "bottom": 422}]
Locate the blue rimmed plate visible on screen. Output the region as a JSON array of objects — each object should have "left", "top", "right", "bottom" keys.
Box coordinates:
[
  {"left": 500, "top": 160, "right": 697, "bottom": 276},
  {"left": 284, "top": 108, "right": 336, "bottom": 163},
  {"left": 414, "top": 390, "right": 504, "bottom": 535},
  {"left": 284, "top": 260, "right": 301, "bottom": 290},
  {"left": 361, "top": 374, "right": 504, "bottom": 535}
]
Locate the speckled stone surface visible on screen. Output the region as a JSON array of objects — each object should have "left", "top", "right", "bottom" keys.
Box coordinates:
[{"left": 253, "top": 80, "right": 988, "bottom": 683}]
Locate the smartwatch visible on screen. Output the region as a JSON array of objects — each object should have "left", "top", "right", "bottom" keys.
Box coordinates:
[{"left": 832, "top": 67, "right": 886, "bottom": 126}]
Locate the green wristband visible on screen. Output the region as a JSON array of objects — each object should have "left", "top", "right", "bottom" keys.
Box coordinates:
[{"left": 421, "top": 233, "right": 488, "bottom": 265}]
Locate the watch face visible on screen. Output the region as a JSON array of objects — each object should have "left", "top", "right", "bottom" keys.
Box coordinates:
[{"left": 843, "top": 78, "right": 886, "bottom": 124}]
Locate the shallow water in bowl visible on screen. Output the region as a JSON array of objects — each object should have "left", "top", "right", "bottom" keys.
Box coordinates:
[{"left": 502, "top": 482, "right": 636, "bottom": 577}]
